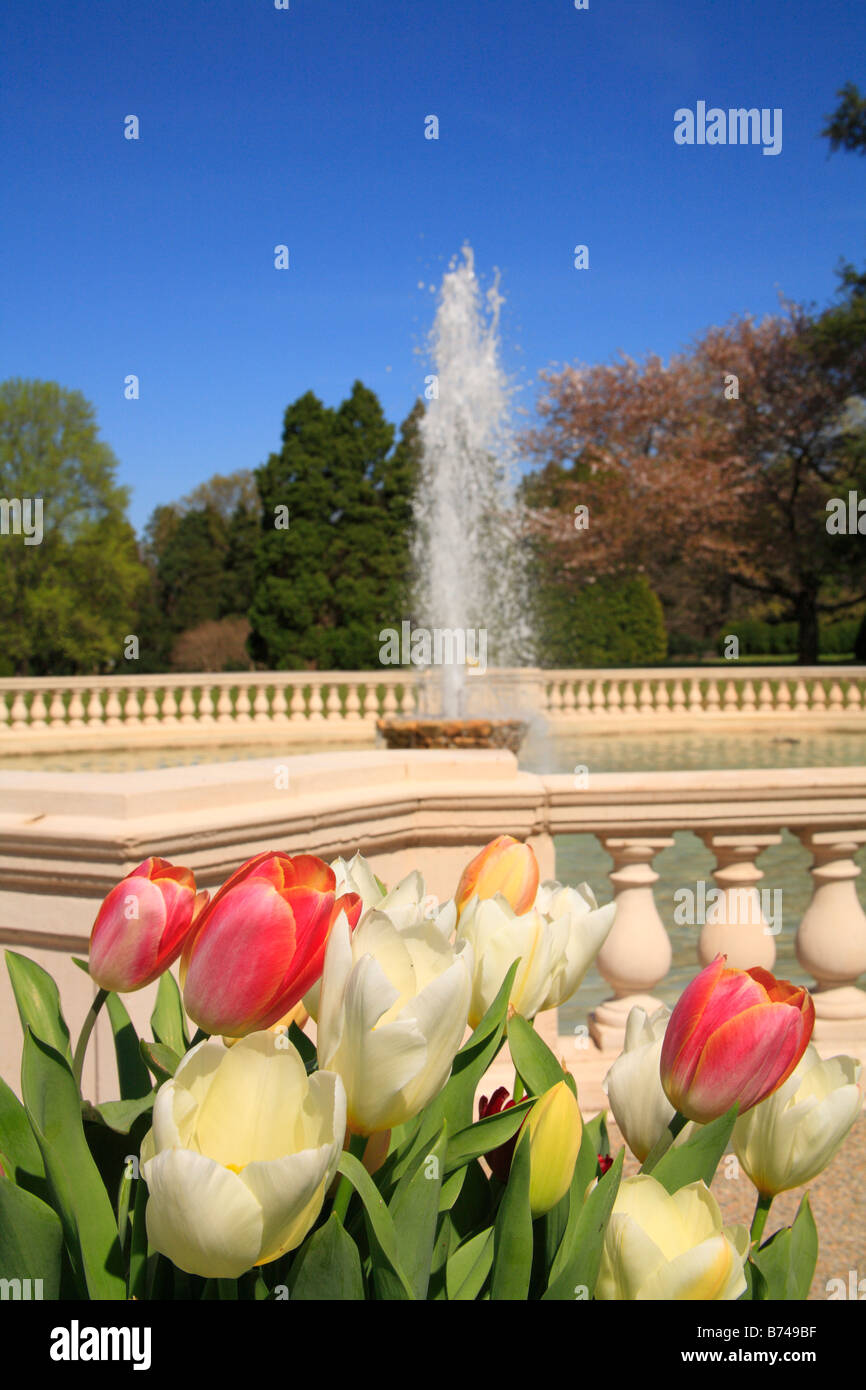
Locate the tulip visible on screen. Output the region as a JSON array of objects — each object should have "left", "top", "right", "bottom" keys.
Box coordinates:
[
  {"left": 478, "top": 1086, "right": 521, "bottom": 1182},
  {"left": 88, "top": 857, "right": 203, "bottom": 993},
  {"left": 456, "top": 882, "right": 615, "bottom": 1027},
  {"left": 732, "top": 1043, "right": 862, "bottom": 1197},
  {"left": 140, "top": 1032, "right": 345, "bottom": 1278},
  {"left": 519, "top": 1081, "right": 583, "bottom": 1217},
  {"left": 603, "top": 1006, "right": 676, "bottom": 1162},
  {"left": 181, "top": 851, "right": 361, "bottom": 1037},
  {"left": 455, "top": 835, "right": 539, "bottom": 919},
  {"left": 660, "top": 955, "right": 815, "bottom": 1124},
  {"left": 316, "top": 908, "right": 472, "bottom": 1135},
  {"left": 596, "top": 1175, "right": 750, "bottom": 1300}
]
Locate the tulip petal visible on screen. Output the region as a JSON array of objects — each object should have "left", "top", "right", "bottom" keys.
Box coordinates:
[
  {"left": 142, "top": 1149, "right": 263, "bottom": 1278},
  {"left": 192, "top": 1032, "right": 311, "bottom": 1167},
  {"left": 241, "top": 1144, "right": 336, "bottom": 1263},
  {"left": 637, "top": 1233, "right": 747, "bottom": 1301},
  {"left": 683, "top": 1002, "right": 809, "bottom": 1121}
]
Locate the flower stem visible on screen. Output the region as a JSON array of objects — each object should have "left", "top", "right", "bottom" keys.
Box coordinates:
[
  {"left": 332, "top": 1132, "right": 369, "bottom": 1226},
  {"left": 640, "top": 1110, "right": 688, "bottom": 1173},
  {"left": 750, "top": 1192, "right": 774, "bottom": 1247},
  {"left": 72, "top": 987, "right": 109, "bottom": 1091}
]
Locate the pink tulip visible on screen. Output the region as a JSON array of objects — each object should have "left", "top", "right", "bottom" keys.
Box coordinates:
[
  {"left": 660, "top": 955, "right": 815, "bottom": 1123},
  {"left": 181, "top": 851, "right": 362, "bottom": 1037},
  {"left": 455, "top": 835, "right": 539, "bottom": 920},
  {"left": 89, "top": 857, "right": 203, "bottom": 993}
]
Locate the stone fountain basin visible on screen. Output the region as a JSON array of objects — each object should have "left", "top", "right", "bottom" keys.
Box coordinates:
[{"left": 377, "top": 716, "right": 527, "bottom": 754}]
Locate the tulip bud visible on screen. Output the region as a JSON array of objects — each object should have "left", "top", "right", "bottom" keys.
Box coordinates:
[
  {"left": 603, "top": 1006, "right": 676, "bottom": 1162},
  {"left": 478, "top": 1086, "right": 521, "bottom": 1182},
  {"left": 660, "top": 955, "right": 815, "bottom": 1124},
  {"left": 517, "top": 1081, "right": 583, "bottom": 1217},
  {"left": 88, "top": 857, "right": 201, "bottom": 993},
  {"left": 733, "top": 1043, "right": 863, "bottom": 1196},
  {"left": 182, "top": 851, "right": 361, "bottom": 1037},
  {"left": 455, "top": 835, "right": 539, "bottom": 920}
]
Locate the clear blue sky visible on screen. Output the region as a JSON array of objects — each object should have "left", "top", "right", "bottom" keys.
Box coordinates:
[{"left": 2, "top": 0, "right": 864, "bottom": 533}]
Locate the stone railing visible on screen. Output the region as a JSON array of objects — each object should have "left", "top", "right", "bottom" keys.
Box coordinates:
[
  {"left": 1, "top": 751, "right": 864, "bottom": 1104},
  {"left": 0, "top": 664, "right": 863, "bottom": 753}
]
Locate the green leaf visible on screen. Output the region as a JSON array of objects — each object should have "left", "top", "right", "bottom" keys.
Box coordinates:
[
  {"left": 150, "top": 971, "right": 189, "bottom": 1057},
  {"left": 0, "top": 1073, "right": 46, "bottom": 1199},
  {"left": 752, "top": 1194, "right": 819, "bottom": 1300},
  {"left": 90, "top": 1093, "right": 156, "bottom": 1135},
  {"left": 20, "top": 1029, "right": 125, "bottom": 1299},
  {"left": 128, "top": 1168, "right": 149, "bottom": 1301},
  {"left": 334, "top": 1151, "right": 416, "bottom": 1300},
  {"left": 5, "top": 951, "right": 72, "bottom": 1061},
  {"left": 380, "top": 1123, "right": 448, "bottom": 1300},
  {"left": 650, "top": 1106, "right": 738, "bottom": 1194},
  {"left": 543, "top": 1148, "right": 624, "bottom": 1300},
  {"left": 439, "top": 1166, "right": 467, "bottom": 1212},
  {"left": 490, "top": 1122, "right": 534, "bottom": 1300},
  {"left": 741, "top": 1259, "right": 769, "bottom": 1300},
  {"left": 0, "top": 1175, "right": 63, "bottom": 1297},
  {"left": 546, "top": 1113, "right": 608, "bottom": 1288},
  {"left": 446, "top": 1226, "right": 495, "bottom": 1300},
  {"left": 286, "top": 1213, "right": 365, "bottom": 1299},
  {"left": 507, "top": 1014, "right": 576, "bottom": 1097},
  {"left": 105, "top": 993, "right": 152, "bottom": 1100},
  {"left": 287, "top": 1022, "right": 318, "bottom": 1073},
  {"left": 445, "top": 1098, "right": 534, "bottom": 1174},
  {"left": 139, "top": 1040, "right": 181, "bottom": 1084}
]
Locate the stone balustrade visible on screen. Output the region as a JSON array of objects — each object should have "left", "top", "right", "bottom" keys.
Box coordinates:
[
  {"left": 1, "top": 752, "right": 864, "bottom": 1109},
  {"left": 0, "top": 664, "right": 863, "bottom": 753}
]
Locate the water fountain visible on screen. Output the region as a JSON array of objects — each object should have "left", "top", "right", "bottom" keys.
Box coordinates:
[{"left": 378, "top": 245, "right": 533, "bottom": 752}]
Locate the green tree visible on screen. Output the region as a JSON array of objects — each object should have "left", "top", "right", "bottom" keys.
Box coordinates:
[
  {"left": 822, "top": 82, "right": 866, "bottom": 156},
  {"left": 0, "top": 378, "right": 148, "bottom": 674},
  {"left": 248, "top": 384, "right": 422, "bottom": 669},
  {"left": 156, "top": 506, "right": 229, "bottom": 633}
]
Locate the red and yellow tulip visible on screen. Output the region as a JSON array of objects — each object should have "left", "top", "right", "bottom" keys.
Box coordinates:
[
  {"left": 660, "top": 955, "right": 815, "bottom": 1123},
  {"left": 88, "top": 857, "right": 204, "bottom": 993},
  {"left": 181, "top": 851, "right": 361, "bottom": 1037},
  {"left": 454, "top": 834, "right": 539, "bottom": 920}
]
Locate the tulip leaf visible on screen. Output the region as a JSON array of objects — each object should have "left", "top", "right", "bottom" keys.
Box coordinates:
[
  {"left": 288, "top": 1022, "right": 318, "bottom": 1073},
  {"left": 151, "top": 971, "right": 189, "bottom": 1057},
  {"left": 446, "top": 1226, "right": 495, "bottom": 1300},
  {"left": 334, "top": 1151, "right": 416, "bottom": 1300},
  {"left": 0, "top": 1073, "right": 46, "bottom": 1201},
  {"left": 388, "top": 961, "right": 520, "bottom": 1184},
  {"left": 285, "top": 1213, "right": 365, "bottom": 1299},
  {"left": 741, "top": 1259, "right": 769, "bottom": 1301},
  {"left": 507, "top": 1014, "right": 576, "bottom": 1098},
  {"left": 438, "top": 1166, "right": 467, "bottom": 1212},
  {"left": 5, "top": 950, "right": 72, "bottom": 1062},
  {"left": 0, "top": 1174, "right": 63, "bottom": 1298},
  {"left": 378, "top": 1122, "right": 448, "bottom": 1300},
  {"left": 103, "top": 992, "right": 153, "bottom": 1100},
  {"left": 547, "top": 1113, "right": 609, "bottom": 1287},
  {"left": 139, "top": 1040, "right": 181, "bottom": 1084},
  {"left": 650, "top": 1106, "right": 738, "bottom": 1194},
  {"left": 128, "top": 1168, "right": 150, "bottom": 1301},
  {"left": 543, "top": 1148, "right": 624, "bottom": 1300},
  {"left": 751, "top": 1194, "right": 818, "bottom": 1300},
  {"left": 490, "top": 1120, "right": 534, "bottom": 1300},
  {"left": 90, "top": 1093, "right": 157, "bottom": 1135},
  {"left": 20, "top": 1029, "right": 126, "bottom": 1299},
  {"left": 444, "top": 1098, "right": 534, "bottom": 1174}
]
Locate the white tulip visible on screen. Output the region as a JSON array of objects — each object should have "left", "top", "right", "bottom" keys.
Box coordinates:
[
  {"left": 596, "top": 1174, "right": 750, "bottom": 1301},
  {"left": 316, "top": 908, "right": 472, "bottom": 1134},
  {"left": 456, "top": 880, "right": 615, "bottom": 1026},
  {"left": 139, "top": 1032, "right": 345, "bottom": 1278},
  {"left": 603, "top": 1006, "right": 676, "bottom": 1162},
  {"left": 732, "top": 1042, "right": 863, "bottom": 1196}
]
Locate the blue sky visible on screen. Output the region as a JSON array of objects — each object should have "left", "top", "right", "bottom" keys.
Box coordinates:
[{"left": 2, "top": 0, "right": 865, "bottom": 533}]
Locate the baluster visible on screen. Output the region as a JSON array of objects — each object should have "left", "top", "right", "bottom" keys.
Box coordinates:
[
  {"left": 589, "top": 835, "right": 675, "bottom": 1052},
  {"left": 30, "top": 690, "right": 48, "bottom": 728},
  {"left": 705, "top": 679, "right": 721, "bottom": 715},
  {"left": 381, "top": 683, "right": 398, "bottom": 718},
  {"left": 235, "top": 685, "right": 253, "bottom": 724},
  {"left": 216, "top": 686, "right": 234, "bottom": 724},
  {"left": 592, "top": 679, "right": 606, "bottom": 715},
  {"left": 811, "top": 679, "right": 827, "bottom": 714},
  {"left": 740, "top": 679, "right": 756, "bottom": 714},
  {"left": 67, "top": 689, "right": 86, "bottom": 728},
  {"left": 687, "top": 678, "right": 703, "bottom": 714},
  {"left": 86, "top": 688, "right": 104, "bottom": 728},
  {"left": 161, "top": 688, "right": 179, "bottom": 725},
  {"left": 607, "top": 680, "right": 622, "bottom": 716},
  {"left": 271, "top": 684, "right": 289, "bottom": 723},
  {"left": 0, "top": 690, "right": 9, "bottom": 730},
  {"left": 671, "top": 679, "right": 686, "bottom": 715},
  {"left": 793, "top": 679, "right": 809, "bottom": 714},
  {"left": 178, "top": 686, "right": 196, "bottom": 725},
  {"left": 10, "top": 690, "right": 29, "bottom": 730},
  {"left": 344, "top": 681, "right": 362, "bottom": 721},
  {"left": 621, "top": 681, "right": 637, "bottom": 716},
  {"left": 325, "top": 685, "right": 342, "bottom": 720},
  {"left": 827, "top": 681, "right": 844, "bottom": 714},
  {"left": 399, "top": 682, "right": 415, "bottom": 715},
  {"left": 290, "top": 684, "right": 306, "bottom": 721},
  {"left": 776, "top": 678, "right": 792, "bottom": 715},
  {"left": 361, "top": 684, "right": 378, "bottom": 719},
  {"left": 253, "top": 685, "right": 270, "bottom": 723},
  {"left": 142, "top": 688, "right": 160, "bottom": 726},
  {"left": 655, "top": 679, "right": 670, "bottom": 715},
  {"left": 123, "top": 688, "right": 141, "bottom": 726},
  {"left": 795, "top": 829, "right": 866, "bottom": 1048},
  {"left": 638, "top": 680, "right": 654, "bottom": 714},
  {"left": 48, "top": 689, "right": 66, "bottom": 727},
  {"left": 846, "top": 679, "right": 863, "bottom": 713},
  {"left": 198, "top": 685, "right": 215, "bottom": 725},
  {"left": 104, "top": 687, "right": 123, "bottom": 727},
  {"left": 722, "top": 680, "right": 739, "bottom": 714},
  {"left": 575, "top": 682, "right": 590, "bottom": 716},
  {"left": 561, "top": 680, "right": 577, "bottom": 713},
  {"left": 757, "top": 679, "right": 773, "bottom": 714},
  {"left": 548, "top": 681, "right": 563, "bottom": 715},
  {"left": 697, "top": 833, "right": 782, "bottom": 972}
]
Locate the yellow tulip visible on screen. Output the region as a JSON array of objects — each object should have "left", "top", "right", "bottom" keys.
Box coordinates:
[
  {"left": 454, "top": 835, "right": 539, "bottom": 919},
  {"left": 596, "top": 1175, "right": 749, "bottom": 1300},
  {"left": 517, "top": 1081, "right": 583, "bottom": 1217}
]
